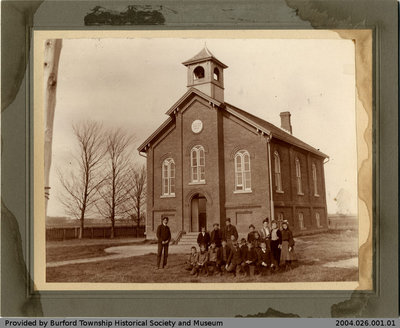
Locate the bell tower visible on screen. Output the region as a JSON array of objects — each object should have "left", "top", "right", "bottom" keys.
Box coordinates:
[{"left": 182, "top": 45, "right": 228, "bottom": 102}]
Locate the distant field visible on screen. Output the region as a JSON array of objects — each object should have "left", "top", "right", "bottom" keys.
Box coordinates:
[
  {"left": 46, "top": 216, "right": 139, "bottom": 227},
  {"left": 327, "top": 215, "right": 357, "bottom": 230}
]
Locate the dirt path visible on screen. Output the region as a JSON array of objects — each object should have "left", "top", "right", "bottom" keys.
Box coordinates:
[{"left": 46, "top": 244, "right": 188, "bottom": 267}]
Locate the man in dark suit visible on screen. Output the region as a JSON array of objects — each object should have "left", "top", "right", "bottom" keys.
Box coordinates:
[
  {"left": 197, "top": 226, "right": 211, "bottom": 250},
  {"left": 156, "top": 217, "right": 171, "bottom": 269},
  {"left": 222, "top": 218, "right": 238, "bottom": 249},
  {"left": 210, "top": 223, "right": 222, "bottom": 248}
]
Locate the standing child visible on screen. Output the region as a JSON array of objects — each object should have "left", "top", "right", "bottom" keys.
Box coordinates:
[
  {"left": 185, "top": 246, "right": 199, "bottom": 272},
  {"left": 247, "top": 224, "right": 256, "bottom": 243},
  {"left": 270, "top": 220, "right": 282, "bottom": 270},
  {"left": 252, "top": 231, "right": 261, "bottom": 250},
  {"left": 279, "top": 220, "right": 296, "bottom": 270}
]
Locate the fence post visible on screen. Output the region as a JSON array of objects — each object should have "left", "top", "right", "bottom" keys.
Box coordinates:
[{"left": 91, "top": 227, "right": 94, "bottom": 238}]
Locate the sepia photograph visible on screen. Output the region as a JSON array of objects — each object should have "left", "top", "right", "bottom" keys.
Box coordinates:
[{"left": 34, "top": 30, "right": 371, "bottom": 290}]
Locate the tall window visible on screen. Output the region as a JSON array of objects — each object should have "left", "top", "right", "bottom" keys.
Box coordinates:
[
  {"left": 315, "top": 212, "right": 322, "bottom": 228},
  {"left": 298, "top": 212, "right": 305, "bottom": 230},
  {"left": 312, "top": 163, "right": 319, "bottom": 196},
  {"left": 162, "top": 158, "right": 175, "bottom": 196},
  {"left": 235, "top": 150, "right": 251, "bottom": 191},
  {"left": 191, "top": 145, "right": 205, "bottom": 183},
  {"left": 274, "top": 151, "right": 283, "bottom": 192},
  {"left": 295, "top": 158, "right": 303, "bottom": 194}
]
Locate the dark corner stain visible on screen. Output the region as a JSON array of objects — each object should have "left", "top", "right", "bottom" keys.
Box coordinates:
[
  {"left": 236, "top": 307, "right": 300, "bottom": 318},
  {"left": 84, "top": 5, "right": 165, "bottom": 26},
  {"left": 1, "top": 1, "right": 44, "bottom": 112},
  {"left": 283, "top": 0, "right": 367, "bottom": 28},
  {"left": 331, "top": 292, "right": 369, "bottom": 317},
  {"left": 1, "top": 199, "right": 43, "bottom": 316}
]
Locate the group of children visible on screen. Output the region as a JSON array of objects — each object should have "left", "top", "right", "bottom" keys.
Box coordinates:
[{"left": 185, "top": 219, "right": 297, "bottom": 278}]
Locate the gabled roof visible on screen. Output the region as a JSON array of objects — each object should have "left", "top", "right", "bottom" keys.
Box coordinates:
[
  {"left": 165, "top": 87, "right": 222, "bottom": 116},
  {"left": 137, "top": 117, "right": 174, "bottom": 153},
  {"left": 182, "top": 45, "right": 228, "bottom": 69},
  {"left": 138, "top": 90, "right": 328, "bottom": 159},
  {"left": 224, "top": 102, "right": 329, "bottom": 158}
]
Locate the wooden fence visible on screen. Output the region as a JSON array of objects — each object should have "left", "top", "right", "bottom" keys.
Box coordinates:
[{"left": 46, "top": 225, "right": 145, "bottom": 241}]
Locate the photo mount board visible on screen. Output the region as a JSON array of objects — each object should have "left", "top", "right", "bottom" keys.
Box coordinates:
[{"left": 1, "top": 0, "right": 398, "bottom": 318}]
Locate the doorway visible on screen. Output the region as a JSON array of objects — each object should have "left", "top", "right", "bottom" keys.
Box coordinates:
[{"left": 191, "top": 194, "right": 207, "bottom": 232}]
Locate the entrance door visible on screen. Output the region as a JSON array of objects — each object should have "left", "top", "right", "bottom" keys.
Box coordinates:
[{"left": 191, "top": 194, "right": 207, "bottom": 232}]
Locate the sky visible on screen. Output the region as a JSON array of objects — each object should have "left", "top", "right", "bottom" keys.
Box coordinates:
[{"left": 46, "top": 36, "right": 357, "bottom": 217}]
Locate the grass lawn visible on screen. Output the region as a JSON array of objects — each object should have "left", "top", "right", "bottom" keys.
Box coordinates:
[
  {"left": 46, "top": 239, "right": 147, "bottom": 262},
  {"left": 46, "top": 230, "right": 358, "bottom": 283}
]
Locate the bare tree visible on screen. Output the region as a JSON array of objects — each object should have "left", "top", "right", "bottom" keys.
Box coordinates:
[
  {"left": 58, "top": 120, "right": 105, "bottom": 238},
  {"left": 126, "top": 164, "right": 147, "bottom": 237},
  {"left": 96, "top": 129, "right": 134, "bottom": 238}
]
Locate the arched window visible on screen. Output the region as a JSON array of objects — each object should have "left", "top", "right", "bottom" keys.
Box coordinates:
[
  {"left": 315, "top": 212, "right": 322, "bottom": 228},
  {"left": 312, "top": 163, "right": 319, "bottom": 196},
  {"left": 213, "top": 67, "right": 220, "bottom": 81},
  {"left": 193, "top": 66, "right": 205, "bottom": 80},
  {"left": 295, "top": 157, "right": 303, "bottom": 195},
  {"left": 274, "top": 151, "right": 283, "bottom": 192},
  {"left": 191, "top": 145, "right": 205, "bottom": 183},
  {"left": 234, "top": 150, "right": 251, "bottom": 191},
  {"left": 162, "top": 158, "right": 175, "bottom": 196},
  {"left": 298, "top": 212, "right": 305, "bottom": 230}
]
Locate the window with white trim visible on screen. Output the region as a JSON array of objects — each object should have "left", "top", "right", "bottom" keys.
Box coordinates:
[
  {"left": 295, "top": 157, "right": 303, "bottom": 195},
  {"left": 312, "top": 163, "right": 319, "bottom": 196},
  {"left": 274, "top": 151, "right": 283, "bottom": 192},
  {"left": 162, "top": 158, "right": 175, "bottom": 196},
  {"left": 234, "top": 150, "right": 251, "bottom": 191},
  {"left": 298, "top": 212, "right": 305, "bottom": 230},
  {"left": 191, "top": 145, "right": 205, "bottom": 183}
]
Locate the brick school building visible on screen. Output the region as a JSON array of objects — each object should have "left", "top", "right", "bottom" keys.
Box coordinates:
[{"left": 138, "top": 46, "right": 329, "bottom": 240}]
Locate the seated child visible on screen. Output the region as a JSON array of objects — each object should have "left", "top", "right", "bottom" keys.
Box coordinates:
[
  {"left": 191, "top": 243, "right": 209, "bottom": 277},
  {"left": 241, "top": 241, "right": 258, "bottom": 277},
  {"left": 207, "top": 242, "right": 219, "bottom": 275},
  {"left": 217, "top": 239, "right": 231, "bottom": 275},
  {"left": 185, "top": 246, "right": 199, "bottom": 272},
  {"left": 226, "top": 241, "right": 243, "bottom": 277},
  {"left": 239, "top": 238, "right": 248, "bottom": 274},
  {"left": 257, "top": 241, "right": 272, "bottom": 275}
]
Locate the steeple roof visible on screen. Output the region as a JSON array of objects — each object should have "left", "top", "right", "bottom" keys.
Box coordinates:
[{"left": 182, "top": 45, "right": 228, "bottom": 68}]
